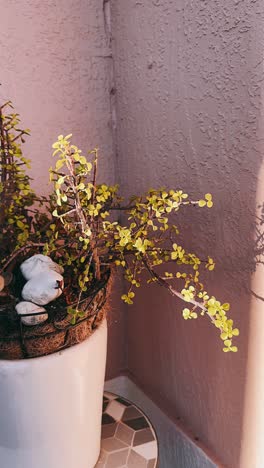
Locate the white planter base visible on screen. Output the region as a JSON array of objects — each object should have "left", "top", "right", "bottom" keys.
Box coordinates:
[{"left": 0, "top": 319, "right": 107, "bottom": 468}]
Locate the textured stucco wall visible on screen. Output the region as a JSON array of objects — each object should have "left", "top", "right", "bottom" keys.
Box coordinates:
[
  {"left": 0, "top": 0, "right": 125, "bottom": 379},
  {"left": 111, "top": 1, "right": 264, "bottom": 466}
]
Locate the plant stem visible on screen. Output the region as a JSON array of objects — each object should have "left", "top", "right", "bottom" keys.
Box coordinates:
[
  {"left": 0, "top": 243, "right": 46, "bottom": 273},
  {"left": 142, "top": 257, "right": 221, "bottom": 331},
  {"left": 66, "top": 146, "right": 101, "bottom": 280}
]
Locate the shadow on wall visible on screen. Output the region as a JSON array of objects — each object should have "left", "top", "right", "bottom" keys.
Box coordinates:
[
  {"left": 111, "top": 1, "right": 264, "bottom": 466},
  {"left": 252, "top": 201, "right": 264, "bottom": 301}
]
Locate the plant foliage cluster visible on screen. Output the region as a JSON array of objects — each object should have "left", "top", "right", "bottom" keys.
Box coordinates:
[{"left": 0, "top": 102, "right": 239, "bottom": 351}]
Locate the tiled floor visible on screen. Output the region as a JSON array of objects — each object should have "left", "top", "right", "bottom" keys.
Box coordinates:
[
  {"left": 105, "top": 376, "right": 217, "bottom": 468},
  {"left": 95, "top": 391, "right": 158, "bottom": 467}
]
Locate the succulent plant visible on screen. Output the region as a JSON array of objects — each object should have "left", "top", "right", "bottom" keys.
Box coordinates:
[{"left": 0, "top": 102, "right": 239, "bottom": 352}]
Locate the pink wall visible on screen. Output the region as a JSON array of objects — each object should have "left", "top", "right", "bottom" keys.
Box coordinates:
[
  {"left": 111, "top": 1, "right": 264, "bottom": 466},
  {"left": 0, "top": 0, "right": 125, "bottom": 379}
]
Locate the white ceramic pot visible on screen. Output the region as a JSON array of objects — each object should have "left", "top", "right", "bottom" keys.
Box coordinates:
[{"left": 0, "top": 319, "right": 107, "bottom": 468}]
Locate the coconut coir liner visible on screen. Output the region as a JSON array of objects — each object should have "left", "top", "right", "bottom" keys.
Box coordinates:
[{"left": 0, "top": 271, "right": 111, "bottom": 360}]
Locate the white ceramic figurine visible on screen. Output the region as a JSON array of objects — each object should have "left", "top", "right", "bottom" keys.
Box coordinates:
[
  {"left": 20, "top": 254, "right": 64, "bottom": 281},
  {"left": 22, "top": 271, "right": 64, "bottom": 305}
]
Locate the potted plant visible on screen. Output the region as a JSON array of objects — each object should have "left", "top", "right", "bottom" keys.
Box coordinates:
[{"left": 0, "top": 102, "right": 239, "bottom": 468}]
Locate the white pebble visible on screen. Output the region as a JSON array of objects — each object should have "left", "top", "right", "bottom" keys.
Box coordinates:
[
  {"left": 15, "top": 301, "right": 48, "bottom": 326},
  {"left": 22, "top": 271, "right": 64, "bottom": 306},
  {"left": 20, "top": 254, "right": 64, "bottom": 281}
]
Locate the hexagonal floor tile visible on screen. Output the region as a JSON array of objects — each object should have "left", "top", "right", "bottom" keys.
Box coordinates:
[{"left": 95, "top": 392, "right": 158, "bottom": 468}]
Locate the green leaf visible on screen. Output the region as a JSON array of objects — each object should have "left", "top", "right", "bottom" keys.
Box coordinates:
[
  {"left": 55, "top": 159, "right": 64, "bottom": 170},
  {"left": 16, "top": 220, "right": 25, "bottom": 229}
]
